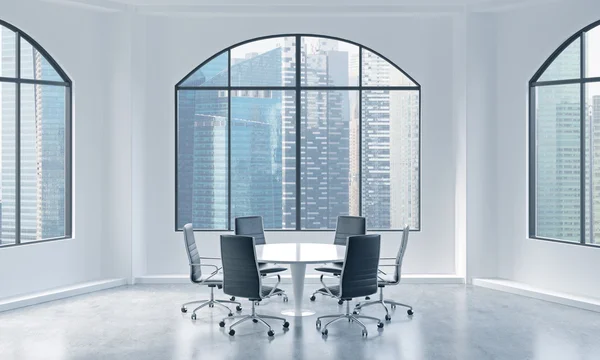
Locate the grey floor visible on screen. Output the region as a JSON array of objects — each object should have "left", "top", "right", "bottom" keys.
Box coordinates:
[{"left": 1, "top": 284, "right": 600, "bottom": 360}]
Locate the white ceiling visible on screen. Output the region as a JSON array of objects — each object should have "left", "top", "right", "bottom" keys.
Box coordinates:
[{"left": 40, "top": 0, "right": 566, "bottom": 15}]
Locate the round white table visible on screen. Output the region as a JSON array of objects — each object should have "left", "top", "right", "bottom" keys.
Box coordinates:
[{"left": 256, "top": 243, "right": 346, "bottom": 317}]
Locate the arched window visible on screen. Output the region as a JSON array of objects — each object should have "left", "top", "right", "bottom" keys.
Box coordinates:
[
  {"left": 0, "top": 21, "right": 71, "bottom": 247},
  {"left": 530, "top": 21, "right": 600, "bottom": 246},
  {"left": 176, "top": 35, "right": 420, "bottom": 231}
]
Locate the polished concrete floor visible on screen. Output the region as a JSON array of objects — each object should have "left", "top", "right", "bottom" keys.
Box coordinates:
[{"left": 1, "top": 284, "right": 600, "bottom": 360}]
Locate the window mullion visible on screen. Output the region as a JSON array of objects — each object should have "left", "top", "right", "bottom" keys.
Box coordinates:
[
  {"left": 15, "top": 32, "right": 21, "bottom": 245},
  {"left": 227, "top": 50, "right": 232, "bottom": 231},
  {"left": 295, "top": 35, "right": 301, "bottom": 231},
  {"left": 580, "top": 34, "right": 587, "bottom": 245},
  {"left": 358, "top": 47, "right": 363, "bottom": 218}
]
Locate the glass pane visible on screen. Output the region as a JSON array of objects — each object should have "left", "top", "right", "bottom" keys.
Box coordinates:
[
  {"left": 20, "top": 37, "right": 63, "bottom": 82},
  {"left": 535, "top": 84, "right": 581, "bottom": 241},
  {"left": 231, "top": 37, "right": 296, "bottom": 87},
  {"left": 585, "top": 26, "right": 600, "bottom": 78},
  {"left": 538, "top": 39, "right": 580, "bottom": 82},
  {"left": 301, "top": 90, "right": 359, "bottom": 229},
  {"left": 362, "top": 48, "right": 415, "bottom": 87},
  {"left": 0, "top": 83, "right": 16, "bottom": 245},
  {"left": 180, "top": 52, "right": 228, "bottom": 87},
  {"left": 301, "top": 37, "right": 359, "bottom": 87},
  {"left": 20, "top": 84, "right": 67, "bottom": 241},
  {"left": 177, "top": 90, "right": 228, "bottom": 230},
  {"left": 1, "top": 25, "right": 16, "bottom": 78},
  {"left": 230, "top": 90, "right": 296, "bottom": 229},
  {"left": 362, "top": 90, "right": 420, "bottom": 230},
  {"left": 586, "top": 82, "right": 600, "bottom": 245}
]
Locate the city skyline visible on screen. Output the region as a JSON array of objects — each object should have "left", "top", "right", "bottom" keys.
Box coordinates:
[
  {"left": 0, "top": 24, "right": 68, "bottom": 245},
  {"left": 176, "top": 36, "right": 420, "bottom": 230}
]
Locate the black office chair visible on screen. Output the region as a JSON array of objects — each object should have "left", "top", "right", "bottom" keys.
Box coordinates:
[
  {"left": 179, "top": 224, "right": 242, "bottom": 320},
  {"left": 314, "top": 234, "right": 383, "bottom": 337},
  {"left": 218, "top": 235, "right": 290, "bottom": 337},
  {"left": 354, "top": 224, "right": 414, "bottom": 321},
  {"left": 310, "top": 216, "right": 366, "bottom": 304},
  {"left": 235, "top": 216, "right": 288, "bottom": 302}
]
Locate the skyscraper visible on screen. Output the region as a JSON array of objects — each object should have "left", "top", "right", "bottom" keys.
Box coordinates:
[{"left": 1, "top": 31, "right": 66, "bottom": 244}]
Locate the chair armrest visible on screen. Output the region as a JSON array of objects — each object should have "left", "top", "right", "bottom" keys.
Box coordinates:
[
  {"left": 378, "top": 264, "right": 400, "bottom": 267},
  {"left": 189, "top": 263, "right": 222, "bottom": 274},
  {"left": 199, "top": 256, "right": 221, "bottom": 260},
  {"left": 379, "top": 257, "right": 396, "bottom": 260}
]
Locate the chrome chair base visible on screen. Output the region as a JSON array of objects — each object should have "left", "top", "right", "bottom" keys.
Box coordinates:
[
  {"left": 316, "top": 301, "right": 383, "bottom": 337},
  {"left": 181, "top": 286, "right": 241, "bottom": 320},
  {"left": 219, "top": 301, "right": 289, "bottom": 337},
  {"left": 354, "top": 287, "right": 413, "bottom": 320}
]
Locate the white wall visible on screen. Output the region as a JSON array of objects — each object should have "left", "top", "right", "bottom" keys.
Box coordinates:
[
  {"left": 138, "top": 14, "right": 459, "bottom": 276},
  {"left": 0, "top": 0, "right": 119, "bottom": 298},
  {"left": 496, "top": 0, "right": 600, "bottom": 299}
]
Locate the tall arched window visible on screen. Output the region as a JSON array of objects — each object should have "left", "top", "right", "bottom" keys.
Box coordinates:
[
  {"left": 530, "top": 21, "right": 600, "bottom": 246},
  {"left": 176, "top": 35, "right": 420, "bottom": 231},
  {"left": 0, "top": 21, "right": 71, "bottom": 247}
]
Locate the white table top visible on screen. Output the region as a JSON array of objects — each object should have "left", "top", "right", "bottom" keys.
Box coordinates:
[{"left": 256, "top": 243, "right": 346, "bottom": 264}]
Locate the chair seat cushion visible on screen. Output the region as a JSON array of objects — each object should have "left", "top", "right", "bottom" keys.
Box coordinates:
[
  {"left": 258, "top": 262, "right": 288, "bottom": 274},
  {"left": 249, "top": 286, "right": 285, "bottom": 300},
  {"left": 195, "top": 273, "right": 223, "bottom": 285},
  {"left": 377, "top": 273, "right": 397, "bottom": 284},
  {"left": 315, "top": 285, "right": 341, "bottom": 297},
  {"left": 314, "top": 263, "right": 343, "bottom": 275}
]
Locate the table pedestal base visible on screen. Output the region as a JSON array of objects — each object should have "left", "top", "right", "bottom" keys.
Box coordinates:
[
  {"left": 281, "top": 309, "right": 315, "bottom": 317},
  {"left": 280, "top": 263, "right": 315, "bottom": 317}
]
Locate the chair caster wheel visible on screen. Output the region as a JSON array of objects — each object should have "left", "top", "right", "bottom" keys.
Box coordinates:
[
  {"left": 377, "top": 322, "right": 384, "bottom": 329},
  {"left": 407, "top": 309, "right": 414, "bottom": 316},
  {"left": 236, "top": 305, "right": 242, "bottom": 312},
  {"left": 253, "top": 319, "right": 258, "bottom": 323},
  {"left": 391, "top": 304, "right": 396, "bottom": 309},
  {"left": 365, "top": 296, "right": 370, "bottom": 300},
  {"left": 310, "top": 295, "right": 316, "bottom": 301},
  {"left": 321, "top": 329, "right": 328, "bottom": 336},
  {"left": 229, "top": 329, "right": 235, "bottom": 336},
  {"left": 385, "top": 315, "right": 391, "bottom": 321},
  {"left": 181, "top": 307, "right": 187, "bottom": 313},
  {"left": 230, "top": 296, "right": 236, "bottom": 301},
  {"left": 283, "top": 296, "right": 289, "bottom": 302},
  {"left": 316, "top": 320, "right": 321, "bottom": 329},
  {"left": 338, "top": 299, "right": 344, "bottom": 305},
  {"left": 191, "top": 314, "right": 196, "bottom": 320},
  {"left": 283, "top": 321, "right": 290, "bottom": 329},
  {"left": 362, "top": 330, "right": 368, "bottom": 337},
  {"left": 209, "top": 304, "right": 214, "bottom": 308},
  {"left": 228, "top": 313, "right": 233, "bottom": 317},
  {"left": 352, "top": 311, "right": 359, "bottom": 315},
  {"left": 267, "top": 330, "right": 275, "bottom": 337},
  {"left": 219, "top": 321, "right": 225, "bottom": 327}
]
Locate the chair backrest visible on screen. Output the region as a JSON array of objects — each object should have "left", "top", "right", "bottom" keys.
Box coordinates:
[
  {"left": 235, "top": 216, "right": 266, "bottom": 245},
  {"left": 334, "top": 216, "right": 366, "bottom": 246},
  {"left": 220, "top": 235, "right": 262, "bottom": 300},
  {"left": 391, "top": 224, "right": 410, "bottom": 284},
  {"left": 340, "top": 234, "right": 381, "bottom": 299},
  {"left": 183, "top": 223, "right": 202, "bottom": 283}
]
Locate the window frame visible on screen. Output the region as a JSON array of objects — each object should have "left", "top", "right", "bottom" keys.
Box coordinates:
[
  {"left": 529, "top": 20, "right": 600, "bottom": 247},
  {"left": 175, "top": 33, "right": 421, "bottom": 232},
  {"left": 0, "top": 19, "right": 72, "bottom": 248}
]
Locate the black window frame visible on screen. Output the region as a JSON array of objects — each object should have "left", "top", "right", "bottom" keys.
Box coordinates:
[
  {"left": 175, "top": 33, "right": 421, "bottom": 232},
  {"left": 529, "top": 20, "right": 600, "bottom": 248},
  {"left": 0, "top": 19, "right": 72, "bottom": 248}
]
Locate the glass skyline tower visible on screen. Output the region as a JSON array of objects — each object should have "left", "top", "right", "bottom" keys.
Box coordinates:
[{"left": 177, "top": 35, "right": 420, "bottom": 231}]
